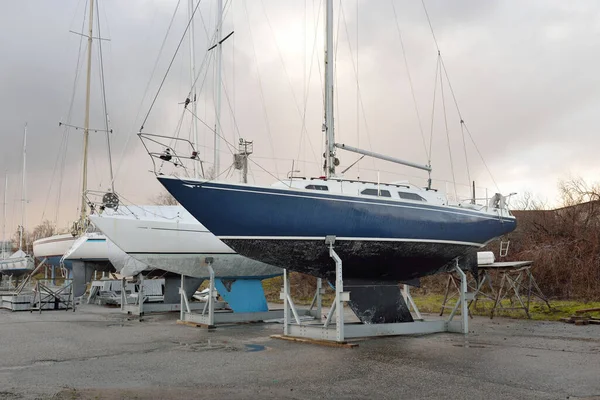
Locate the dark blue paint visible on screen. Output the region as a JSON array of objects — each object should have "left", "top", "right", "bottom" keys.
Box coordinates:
[{"left": 158, "top": 178, "right": 516, "bottom": 244}]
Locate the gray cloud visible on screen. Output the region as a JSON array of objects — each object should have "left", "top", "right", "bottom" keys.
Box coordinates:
[{"left": 1, "top": 0, "right": 599, "bottom": 234}]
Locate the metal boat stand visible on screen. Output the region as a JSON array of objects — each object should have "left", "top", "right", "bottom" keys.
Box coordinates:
[
  {"left": 120, "top": 274, "right": 206, "bottom": 318},
  {"left": 177, "top": 258, "right": 318, "bottom": 329},
  {"left": 30, "top": 278, "right": 75, "bottom": 313},
  {"left": 1, "top": 258, "right": 48, "bottom": 312},
  {"left": 277, "top": 236, "right": 470, "bottom": 345}
]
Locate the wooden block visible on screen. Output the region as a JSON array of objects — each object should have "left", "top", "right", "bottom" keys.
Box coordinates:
[
  {"left": 569, "top": 315, "right": 590, "bottom": 321},
  {"left": 588, "top": 320, "right": 600, "bottom": 325},
  {"left": 270, "top": 334, "right": 359, "bottom": 348},
  {"left": 574, "top": 320, "right": 589, "bottom": 326},
  {"left": 560, "top": 317, "right": 573, "bottom": 323},
  {"left": 575, "top": 307, "right": 600, "bottom": 314},
  {"left": 176, "top": 319, "right": 216, "bottom": 330}
]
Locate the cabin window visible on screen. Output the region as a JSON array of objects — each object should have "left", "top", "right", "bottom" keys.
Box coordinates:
[
  {"left": 361, "top": 188, "right": 391, "bottom": 197},
  {"left": 305, "top": 184, "right": 329, "bottom": 191},
  {"left": 398, "top": 191, "right": 426, "bottom": 201}
]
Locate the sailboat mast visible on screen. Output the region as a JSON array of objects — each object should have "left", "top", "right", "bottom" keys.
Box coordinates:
[
  {"left": 324, "top": 0, "right": 335, "bottom": 178},
  {"left": 213, "top": 0, "right": 223, "bottom": 178},
  {"left": 20, "top": 124, "right": 27, "bottom": 251},
  {"left": 188, "top": 0, "right": 199, "bottom": 178},
  {"left": 2, "top": 175, "right": 6, "bottom": 257},
  {"left": 81, "top": 0, "right": 94, "bottom": 224}
]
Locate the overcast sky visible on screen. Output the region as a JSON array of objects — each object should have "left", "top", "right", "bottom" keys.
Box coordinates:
[{"left": 1, "top": 0, "right": 600, "bottom": 234}]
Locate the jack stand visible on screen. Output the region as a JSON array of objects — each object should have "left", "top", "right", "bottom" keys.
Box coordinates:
[
  {"left": 177, "top": 257, "right": 289, "bottom": 329},
  {"left": 30, "top": 278, "right": 75, "bottom": 313},
  {"left": 403, "top": 285, "right": 423, "bottom": 321},
  {"left": 121, "top": 274, "right": 204, "bottom": 318},
  {"left": 276, "top": 237, "right": 470, "bottom": 346},
  {"left": 121, "top": 274, "right": 145, "bottom": 319}
]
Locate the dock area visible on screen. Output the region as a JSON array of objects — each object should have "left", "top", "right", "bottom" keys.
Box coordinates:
[{"left": 0, "top": 304, "right": 597, "bottom": 400}]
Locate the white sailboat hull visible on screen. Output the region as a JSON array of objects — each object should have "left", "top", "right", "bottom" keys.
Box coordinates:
[
  {"left": 0, "top": 254, "right": 34, "bottom": 275},
  {"left": 33, "top": 234, "right": 77, "bottom": 266},
  {"left": 62, "top": 232, "right": 110, "bottom": 262},
  {"left": 89, "top": 205, "right": 281, "bottom": 279},
  {"left": 106, "top": 239, "right": 149, "bottom": 277}
]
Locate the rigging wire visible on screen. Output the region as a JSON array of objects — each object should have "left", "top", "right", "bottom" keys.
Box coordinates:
[
  {"left": 95, "top": 0, "right": 115, "bottom": 192},
  {"left": 390, "top": 0, "right": 429, "bottom": 163},
  {"left": 439, "top": 59, "right": 458, "bottom": 200},
  {"left": 241, "top": 0, "right": 279, "bottom": 177},
  {"left": 259, "top": 0, "right": 319, "bottom": 168},
  {"left": 41, "top": 0, "right": 89, "bottom": 226},
  {"left": 294, "top": 0, "right": 322, "bottom": 172},
  {"left": 356, "top": 0, "right": 359, "bottom": 178},
  {"left": 112, "top": 0, "right": 182, "bottom": 184},
  {"left": 186, "top": 108, "right": 284, "bottom": 185},
  {"left": 421, "top": 0, "right": 500, "bottom": 191},
  {"left": 428, "top": 55, "right": 439, "bottom": 167},
  {"left": 339, "top": 2, "right": 376, "bottom": 169},
  {"left": 140, "top": 0, "right": 204, "bottom": 132}
]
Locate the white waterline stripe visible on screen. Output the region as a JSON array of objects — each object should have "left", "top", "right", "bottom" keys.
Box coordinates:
[{"left": 218, "top": 236, "right": 482, "bottom": 247}]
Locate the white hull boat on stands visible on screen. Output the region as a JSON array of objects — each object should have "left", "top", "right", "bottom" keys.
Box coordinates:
[
  {"left": 90, "top": 235, "right": 203, "bottom": 307},
  {"left": 0, "top": 249, "right": 34, "bottom": 277},
  {"left": 33, "top": 234, "right": 77, "bottom": 269},
  {"left": 2, "top": 125, "right": 35, "bottom": 278},
  {"left": 89, "top": 205, "right": 282, "bottom": 313},
  {"left": 90, "top": 205, "right": 280, "bottom": 280},
  {"left": 34, "top": 0, "right": 119, "bottom": 297},
  {"left": 90, "top": 0, "right": 282, "bottom": 317},
  {"left": 61, "top": 231, "right": 116, "bottom": 297}
]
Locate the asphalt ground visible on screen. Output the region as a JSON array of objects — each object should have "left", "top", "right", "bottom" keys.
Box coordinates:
[{"left": 0, "top": 304, "right": 598, "bottom": 399}]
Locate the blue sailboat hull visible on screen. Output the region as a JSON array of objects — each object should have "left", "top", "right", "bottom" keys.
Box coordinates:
[{"left": 158, "top": 178, "right": 516, "bottom": 281}]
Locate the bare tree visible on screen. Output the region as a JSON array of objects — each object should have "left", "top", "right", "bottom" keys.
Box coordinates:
[
  {"left": 508, "top": 177, "right": 600, "bottom": 300},
  {"left": 151, "top": 190, "right": 178, "bottom": 206},
  {"left": 512, "top": 191, "right": 548, "bottom": 211},
  {"left": 31, "top": 220, "right": 56, "bottom": 242}
]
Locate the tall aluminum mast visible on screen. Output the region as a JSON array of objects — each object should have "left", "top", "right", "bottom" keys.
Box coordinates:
[
  {"left": 188, "top": 0, "right": 199, "bottom": 178},
  {"left": 81, "top": 0, "right": 94, "bottom": 224},
  {"left": 324, "top": 0, "right": 336, "bottom": 178},
  {"left": 2, "top": 175, "right": 7, "bottom": 257},
  {"left": 20, "top": 124, "right": 27, "bottom": 251},
  {"left": 213, "top": 0, "right": 224, "bottom": 178}
]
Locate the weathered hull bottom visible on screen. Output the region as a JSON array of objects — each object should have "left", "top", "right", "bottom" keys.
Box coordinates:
[
  {"left": 129, "top": 253, "right": 281, "bottom": 280},
  {"left": 222, "top": 239, "right": 479, "bottom": 282}
]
